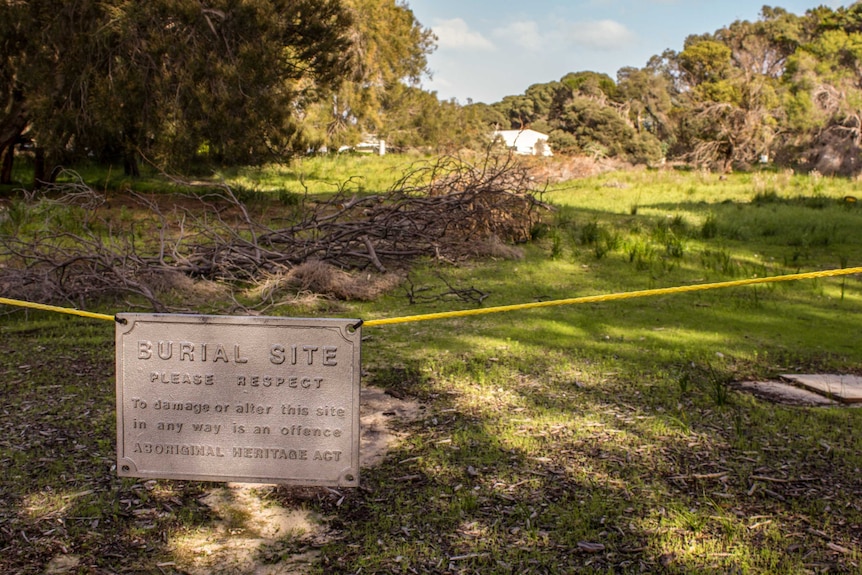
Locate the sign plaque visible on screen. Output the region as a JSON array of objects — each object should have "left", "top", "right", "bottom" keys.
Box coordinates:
[{"left": 115, "top": 314, "right": 361, "bottom": 486}]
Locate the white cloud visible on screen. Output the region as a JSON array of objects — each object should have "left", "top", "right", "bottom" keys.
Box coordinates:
[
  {"left": 432, "top": 18, "right": 495, "bottom": 51},
  {"left": 564, "top": 19, "right": 636, "bottom": 50},
  {"left": 487, "top": 18, "right": 637, "bottom": 55},
  {"left": 493, "top": 20, "right": 544, "bottom": 51}
]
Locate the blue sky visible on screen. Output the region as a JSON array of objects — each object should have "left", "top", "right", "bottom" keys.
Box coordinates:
[{"left": 406, "top": 0, "right": 850, "bottom": 104}]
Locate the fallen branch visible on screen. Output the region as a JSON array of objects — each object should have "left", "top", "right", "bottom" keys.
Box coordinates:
[{"left": 0, "top": 155, "right": 544, "bottom": 310}]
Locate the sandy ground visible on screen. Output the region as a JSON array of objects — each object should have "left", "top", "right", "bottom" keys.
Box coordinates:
[{"left": 171, "top": 386, "right": 425, "bottom": 575}]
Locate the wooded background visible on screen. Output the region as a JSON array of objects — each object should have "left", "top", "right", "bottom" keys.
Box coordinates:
[{"left": 2, "top": 1, "right": 862, "bottom": 181}]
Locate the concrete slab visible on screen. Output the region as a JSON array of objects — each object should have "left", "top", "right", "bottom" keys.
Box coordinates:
[
  {"left": 780, "top": 374, "right": 862, "bottom": 404},
  {"left": 736, "top": 380, "right": 838, "bottom": 406}
]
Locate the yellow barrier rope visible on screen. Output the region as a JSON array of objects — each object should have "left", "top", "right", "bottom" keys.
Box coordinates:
[
  {"left": 0, "top": 297, "right": 115, "bottom": 322},
  {"left": 1, "top": 267, "right": 860, "bottom": 327},
  {"left": 361, "top": 266, "right": 862, "bottom": 327}
]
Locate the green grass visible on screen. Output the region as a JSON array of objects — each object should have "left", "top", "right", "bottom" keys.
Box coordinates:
[
  {"left": 2, "top": 161, "right": 862, "bottom": 573},
  {"left": 215, "top": 152, "right": 432, "bottom": 196},
  {"left": 1, "top": 153, "right": 431, "bottom": 199}
]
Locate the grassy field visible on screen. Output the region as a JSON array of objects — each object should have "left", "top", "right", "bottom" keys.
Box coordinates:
[
  {"left": 1, "top": 153, "right": 429, "bottom": 198},
  {"left": 1, "top": 159, "right": 862, "bottom": 574}
]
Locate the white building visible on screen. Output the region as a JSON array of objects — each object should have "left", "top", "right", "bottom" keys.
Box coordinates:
[{"left": 493, "top": 129, "right": 553, "bottom": 157}]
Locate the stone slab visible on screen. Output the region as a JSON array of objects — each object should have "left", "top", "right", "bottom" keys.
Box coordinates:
[
  {"left": 736, "top": 380, "right": 838, "bottom": 406},
  {"left": 780, "top": 374, "right": 862, "bottom": 404}
]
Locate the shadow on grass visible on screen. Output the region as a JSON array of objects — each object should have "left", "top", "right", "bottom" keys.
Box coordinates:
[
  {"left": 3, "top": 300, "right": 862, "bottom": 574},
  {"left": 325, "top": 348, "right": 862, "bottom": 573},
  {"left": 3, "top": 227, "right": 862, "bottom": 574},
  {"left": 341, "top": 251, "right": 862, "bottom": 572},
  {"left": 0, "top": 318, "right": 216, "bottom": 574}
]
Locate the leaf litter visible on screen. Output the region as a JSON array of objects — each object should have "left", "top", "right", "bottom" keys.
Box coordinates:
[{"left": 4, "top": 313, "right": 862, "bottom": 573}]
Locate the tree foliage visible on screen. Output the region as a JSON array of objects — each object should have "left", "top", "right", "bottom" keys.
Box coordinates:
[
  {"left": 470, "top": 3, "right": 862, "bottom": 174},
  {"left": 304, "top": 0, "right": 436, "bottom": 148},
  {"left": 5, "top": 2, "right": 862, "bottom": 177},
  {"left": 377, "top": 87, "right": 489, "bottom": 151},
  {"left": 1, "top": 0, "right": 359, "bottom": 180}
]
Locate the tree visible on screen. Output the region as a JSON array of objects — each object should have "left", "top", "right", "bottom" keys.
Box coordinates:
[
  {"left": 495, "top": 95, "right": 540, "bottom": 129},
  {"left": 473, "top": 3, "right": 862, "bottom": 173},
  {"left": 718, "top": 6, "right": 802, "bottom": 79},
  {"left": 307, "top": 0, "right": 436, "bottom": 147},
  {"left": 1, "top": 0, "right": 357, "bottom": 180},
  {"left": 674, "top": 24, "right": 788, "bottom": 171},
  {"left": 465, "top": 102, "right": 508, "bottom": 131},
  {"left": 0, "top": 0, "right": 99, "bottom": 184},
  {"left": 679, "top": 40, "right": 734, "bottom": 87},
  {"left": 560, "top": 71, "right": 619, "bottom": 100},
  {"left": 551, "top": 96, "right": 662, "bottom": 163},
  {"left": 378, "top": 87, "right": 488, "bottom": 151},
  {"left": 524, "top": 82, "right": 565, "bottom": 121},
  {"left": 617, "top": 66, "right": 673, "bottom": 141},
  {"left": 780, "top": 5, "right": 862, "bottom": 174},
  {"left": 0, "top": 1, "right": 28, "bottom": 184},
  {"left": 99, "top": 0, "right": 356, "bottom": 169}
]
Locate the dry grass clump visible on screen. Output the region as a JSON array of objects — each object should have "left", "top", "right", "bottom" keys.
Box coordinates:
[
  {"left": 464, "top": 235, "right": 524, "bottom": 260},
  {"left": 135, "top": 269, "right": 228, "bottom": 305},
  {"left": 288, "top": 261, "right": 403, "bottom": 301},
  {"left": 249, "top": 261, "right": 404, "bottom": 304},
  {"left": 523, "top": 155, "right": 625, "bottom": 184}
]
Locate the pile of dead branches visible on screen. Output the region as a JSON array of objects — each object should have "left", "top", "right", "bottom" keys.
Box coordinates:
[{"left": 0, "top": 155, "right": 547, "bottom": 311}]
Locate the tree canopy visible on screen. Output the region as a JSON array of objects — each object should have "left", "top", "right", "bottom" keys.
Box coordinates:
[
  {"left": 3, "top": 2, "right": 862, "bottom": 179},
  {"left": 479, "top": 3, "right": 862, "bottom": 174},
  {"left": 0, "top": 0, "right": 420, "bottom": 180}
]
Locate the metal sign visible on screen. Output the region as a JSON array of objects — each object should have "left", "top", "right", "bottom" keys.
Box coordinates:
[{"left": 115, "top": 314, "right": 361, "bottom": 486}]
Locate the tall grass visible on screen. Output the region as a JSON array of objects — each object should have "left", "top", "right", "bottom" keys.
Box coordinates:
[{"left": 545, "top": 168, "right": 859, "bottom": 274}]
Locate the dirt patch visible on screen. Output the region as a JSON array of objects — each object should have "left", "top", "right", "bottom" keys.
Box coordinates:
[
  {"left": 172, "top": 486, "right": 324, "bottom": 575},
  {"left": 43, "top": 555, "right": 81, "bottom": 574},
  {"left": 360, "top": 385, "right": 426, "bottom": 467},
  {"left": 171, "top": 385, "right": 425, "bottom": 575},
  {"left": 522, "top": 154, "right": 626, "bottom": 183}
]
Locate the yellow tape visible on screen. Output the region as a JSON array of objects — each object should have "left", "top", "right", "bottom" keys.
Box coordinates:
[
  {"left": 362, "top": 267, "right": 862, "bottom": 327},
  {"left": 0, "top": 297, "right": 115, "bottom": 322},
  {"left": 2, "top": 267, "right": 860, "bottom": 327}
]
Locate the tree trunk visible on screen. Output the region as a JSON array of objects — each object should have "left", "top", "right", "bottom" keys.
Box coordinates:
[
  {"left": 124, "top": 150, "right": 140, "bottom": 177},
  {"left": 33, "top": 147, "right": 63, "bottom": 188},
  {"left": 723, "top": 143, "right": 735, "bottom": 173},
  {"left": 0, "top": 143, "right": 13, "bottom": 185},
  {"left": 0, "top": 94, "right": 28, "bottom": 185},
  {"left": 33, "top": 147, "right": 46, "bottom": 189}
]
